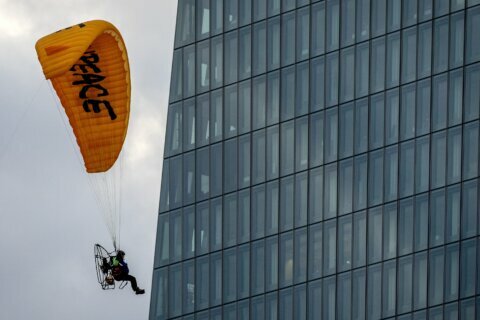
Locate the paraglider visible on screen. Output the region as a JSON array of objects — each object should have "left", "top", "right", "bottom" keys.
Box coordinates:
[{"left": 35, "top": 20, "right": 136, "bottom": 291}]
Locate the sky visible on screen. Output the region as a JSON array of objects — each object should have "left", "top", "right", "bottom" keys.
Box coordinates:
[{"left": 0, "top": 1, "right": 176, "bottom": 319}]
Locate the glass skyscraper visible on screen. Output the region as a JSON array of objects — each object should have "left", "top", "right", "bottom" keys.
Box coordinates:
[{"left": 151, "top": 0, "right": 480, "bottom": 319}]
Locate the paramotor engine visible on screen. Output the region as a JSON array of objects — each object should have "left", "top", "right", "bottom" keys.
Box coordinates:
[{"left": 94, "top": 243, "right": 127, "bottom": 290}]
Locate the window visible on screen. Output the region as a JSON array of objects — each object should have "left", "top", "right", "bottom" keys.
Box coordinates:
[
  {"left": 280, "top": 232, "right": 294, "bottom": 287},
  {"left": 385, "top": 89, "right": 399, "bottom": 145},
  {"left": 400, "top": 83, "right": 416, "bottom": 141},
  {"left": 356, "top": 0, "right": 370, "bottom": 41},
  {"left": 238, "top": 80, "right": 251, "bottom": 135},
  {"left": 386, "top": 32, "right": 400, "bottom": 88},
  {"left": 415, "top": 136, "right": 430, "bottom": 194},
  {"left": 339, "top": 159, "right": 353, "bottom": 215},
  {"left": 354, "top": 155, "right": 368, "bottom": 211},
  {"left": 309, "top": 168, "right": 324, "bottom": 224},
  {"left": 341, "top": 0, "right": 355, "bottom": 47},
  {"left": 399, "top": 198, "right": 414, "bottom": 256},
  {"left": 402, "top": 27, "right": 416, "bottom": 83},
  {"left": 311, "top": 2, "right": 325, "bottom": 57},
  {"left": 224, "top": 31, "right": 238, "bottom": 85},
  {"left": 280, "top": 176, "right": 294, "bottom": 231},
  {"left": 340, "top": 47, "right": 355, "bottom": 103},
  {"left": 383, "top": 203, "right": 397, "bottom": 259},
  {"left": 466, "top": 6, "right": 480, "bottom": 63},
  {"left": 449, "top": 69, "right": 463, "bottom": 126},
  {"left": 183, "top": 151, "right": 195, "bottom": 205},
  {"left": 196, "top": 0, "right": 210, "bottom": 40},
  {"left": 429, "top": 248, "right": 445, "bottom": 306},
  {"left": 309, "top": 223, "right": 323, "bottom": 279},
  {"left": 403, "top": 0, "right": 418, "bottom": 27},
  {"left": 196, "top": 93, "right": 209, "bottom": 147},
  {"left": 399, "top": 141, "right": 414, "bottom": 198},
  {"left": 267, "top": 71, "right": 280, "bottom": 125},
  {"left": 311, "top": 57, "right": 325, "bottom": 111},
  {"left": 297, "top": 7, "right": 310, "bottom": 61},
  {"left": 196, "top": 147, "right": 209, "bottom": 201},
  {"left": 225, "top": 0, "right": 238, "bottom": 30},
  {"left": 266, "top": 236, "right": 279, "bottom": 290},
  {"left": 169, "top": 50, "right": 182, "bottom": 102},
  {"left": 326, "top": 52, "right": 339, "bottom": 107},
  {"left": 465, "top": 64, "right": 480, "bottom": 121},
  {"left": 211, "top": 0, "right": 223, "bottom": 35},
  {"left": 324, "top": 163, "right": 338, "bottom": 219},
  {"left": 326, "top": 0, "right": 340, "bottom": 52},
  {"left": 368, "top": 207, "right": 383, "bottom": 264},
  {"left": 252, "top": 184, "right": 265, "bottom": 239},
  {"left": 432, "top": 74, "right": 448, "bottom": 131},
  {"left": 223, "top": 248, "right": 237, "bottom": 303},
  {"left": 165, "top": 103, "right": 182, "bottom": 156},
  {"left": 238, "top": 28, "right": 251, "bottom": 79},
  {"left": 384, "top": 146, "right": 398, "bottom": 202},
  {"left": 451, "top": 12, "right": 465, "bottom": 68},
  {"left": 195, "top": 255, "right": 209, "bottom": 310},
  {"left": 168, "top": 264, "right": 182, "bottom": 317},
  {"left": 224, "top": 85, "right": 238, "bottom": 139},
  {"left": 175, "top": 0, "right": 195, "bottom": 47},
  {"left": 387, "top": 0, "right": 401, "bottom": 32},
  {"left": 447, "top": 127, "right": 462, "bottom": 184},
  {"left": 295, "top": 117, "right": 309, "bottom": 172},
  {"left": 415, "top": 194, "right": 429, "bottom": 251},
  {"left": 253, "top": 22, "right": 267, "bottom": 76},
  {"left": 294, "top": 228, "right": 308, "bottom": 283},
  {"left": 368, "top": 150, "right": 384, "bottom": 207},
  {"left": 296, "top": 62, "right": 310, "bottom": 116},
  {"left": 430, "top": 189, "right": 446, "bottom": 247},
  {"left": 211, "top": 36, "right": 223, "bottom": 89},
  {"left": 183, "top": 206, "right": 195, "bottom": 259},
  {"left": 252, "top": 129, "right": 266, "bottom": 184},
  {"left": 338, "top": 215, "right": 352, "bottom": 271},
  {"left": 183, "top": 45, "right": 195, "bottom": 98},
  {"left": 267, "top": 17, "right": 280, "bottom": 70},
  {"left": 224, "top": 193, "right": 237, "bottom": 248},
  {"left": 413, "top": 252, "right": 428, "bottom": 310},
  {"left": 371, "top": 0, "right": 386, "bottom": 36},
  {"left": 281, "top": 12, "right": 295, "bottom": 66},
  {"left": 238, "top": 189, "right": 250, "bottom": 243},
  {"left": 370, "top": 37, "right": 385, "bottom": 93},
  {"left": 356, "top": 42, "right": 369, "bottom": 98},
  {"left": 370, "top": 93, "right": 385, "bottom": 149},
  {"left": 433, "top": 17, "right": 449, "bottom": 74},
  {"left": 463, "top": 122, "right": 479, "bottom": 180},
  {"left": 281, "top": 66, "right": 295, "bottom": 121},
  {"left": 323, "top": 220, "right": 337, "bottom": 275},
  {"left": 239, "top": 0, "right": 251, "bottom": 26},
  {"left": 462, "top": 180, "right": 478, "bottom": 239},
  {"left": 416, "top": 79, "right": 431, "bottom": 136},
  {"left": 170, "top": 210, "right": 182, "bottom": 263},
  {"left": 196, "top": 202, "right": 209, "bottom": 255},
  {"left": 418, "top": 22, "right": 432, "bottom": 79},
  {"left": 210, "top": 89, "right": 223, "bottom": 143},
  {"left": 367, "top": 264, "right": 382, "bottom": 319},
  {"left": 325, "top": 107, "right": 338, "bottom": 163},
  {"left": 431, "top": 131, "right": 446, "bottom": 189},
  {"left": 267, "top": 125, "right": 280, "bottom": 180},
  {"left": 339, "top": 103, "right": 354, "bottom": 159}
]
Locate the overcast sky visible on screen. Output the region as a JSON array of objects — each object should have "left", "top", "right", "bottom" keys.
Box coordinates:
[{"left": 0, "top": 1, "right": 176, "bottom": 318}]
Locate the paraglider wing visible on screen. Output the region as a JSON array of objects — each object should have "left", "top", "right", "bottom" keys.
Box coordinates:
[{"left": 35, "top": 20, "right": 130, "bottom": 173}]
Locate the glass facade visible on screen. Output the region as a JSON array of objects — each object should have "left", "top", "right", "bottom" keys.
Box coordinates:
[{"left": 151, "top": 0, "right": 480, "bottom": 319}]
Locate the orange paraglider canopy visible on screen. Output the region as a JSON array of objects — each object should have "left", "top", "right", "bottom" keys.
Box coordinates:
[{"left": 35, "top": 20, "right": 130, "bottom": 173}]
